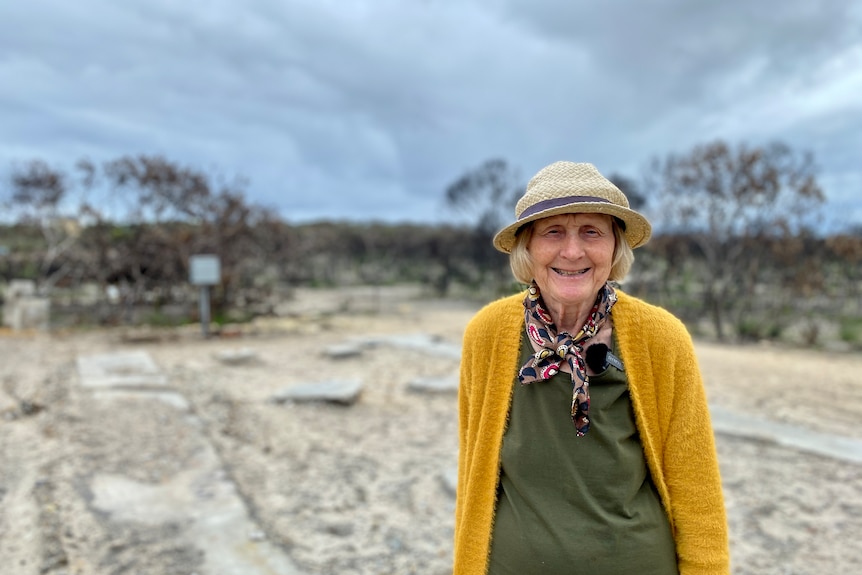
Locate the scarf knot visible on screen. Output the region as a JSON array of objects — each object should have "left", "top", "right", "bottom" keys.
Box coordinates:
[{"left": 518, "top": 281, "right": 617, "bottom": 436}]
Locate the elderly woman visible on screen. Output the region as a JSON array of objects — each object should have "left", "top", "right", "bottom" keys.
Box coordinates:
[{"left": 454, "top": 162, "right": 729, "bottom": 574}]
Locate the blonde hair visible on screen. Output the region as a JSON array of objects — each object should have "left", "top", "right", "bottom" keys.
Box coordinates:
[{"left": 509, "top": 217, "right": 634, "bottom": 284}]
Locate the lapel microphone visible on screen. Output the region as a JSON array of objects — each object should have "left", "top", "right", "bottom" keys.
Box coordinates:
[{"left": 585, "top": 343, "right": 625, "bottom": 373}]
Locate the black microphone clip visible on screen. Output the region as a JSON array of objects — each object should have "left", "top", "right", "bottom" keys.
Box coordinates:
[{"left": 585, "top": 343, "right": 625, "bottom": 373}]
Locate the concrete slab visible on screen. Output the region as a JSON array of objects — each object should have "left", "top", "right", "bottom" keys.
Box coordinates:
[
  {"left": 440, "top": 467, "right": 458, "bottom": 497},
  {"left": 91, "top": 389, "right": 192, "bottom": 411},
  {"left": 272, "top": 379, "right": 363, "bottom": 406},
  {"left": 321, "top": 343, "right": 364, "bottom": 359},
  {"left": 407, "top": 375, "right": 459, "bottom": 394},
  {"left": 213, "top": 348, "right": 259, "bottom": 366},
  {"left": 353, "top": 333, "right": 462, "bottom": 359},
  {"left": 90, "top": 452, "right": 304, "bottom": 574},
  {"left": 77, "top": 351, "right": 169, "bottom": 390},
  {"left": 711, "top": 405, "right": 862, "bottom": 464}
]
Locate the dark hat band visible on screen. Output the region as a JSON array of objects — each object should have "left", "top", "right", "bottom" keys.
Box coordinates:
[{"left": 518, "top": 195, "right": 611, "bottom": 220}]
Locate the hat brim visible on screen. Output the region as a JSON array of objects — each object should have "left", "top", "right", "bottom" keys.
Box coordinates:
[{"left": 492, "top": 202, "right": 652, "bottom": 253}]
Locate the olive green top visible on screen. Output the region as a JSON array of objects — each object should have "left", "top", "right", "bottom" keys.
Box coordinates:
[{"left": 486, "top": 335, "right": 678, "bottom": 575}]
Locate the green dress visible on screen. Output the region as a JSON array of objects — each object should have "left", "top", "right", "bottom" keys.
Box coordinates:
[{"left": 487, "top": 336, "right": 678, "bottom": 575}]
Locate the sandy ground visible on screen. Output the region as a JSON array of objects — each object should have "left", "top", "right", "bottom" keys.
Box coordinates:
[{"left": 1, "top": 288, "right": 861, "bottom": 575}]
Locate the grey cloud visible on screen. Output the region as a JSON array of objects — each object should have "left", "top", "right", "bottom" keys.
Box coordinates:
[{"left": 0, "top": 0, "right": 860, "bottom": 226}]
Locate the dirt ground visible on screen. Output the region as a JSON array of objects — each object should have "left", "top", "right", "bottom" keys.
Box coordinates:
[{"left": 1, "top": 288, "right": 861, "bottom": 575}]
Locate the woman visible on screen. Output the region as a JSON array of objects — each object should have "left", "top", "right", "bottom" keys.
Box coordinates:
[{"left": 454, "top": 162, "right": 729, "bottom": 574}]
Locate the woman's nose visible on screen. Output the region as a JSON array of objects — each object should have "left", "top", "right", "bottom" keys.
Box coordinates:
[{"left": 560, "top": 235, "right": 585, "bottom": 259}]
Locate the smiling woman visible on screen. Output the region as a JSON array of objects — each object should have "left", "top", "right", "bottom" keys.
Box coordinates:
[{"left": 454, "top": 162, "right": 730, "bottom": 575}]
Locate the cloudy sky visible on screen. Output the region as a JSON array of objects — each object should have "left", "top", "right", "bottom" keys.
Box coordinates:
[{"left": 2, "top": 0, "right": 861, "bottom": 229}]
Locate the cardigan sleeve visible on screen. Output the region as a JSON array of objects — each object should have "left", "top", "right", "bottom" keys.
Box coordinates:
[
  {"left": 614, "top": 292, "right": 730, "bottom": 575},
  {"left": 661, "top": 326, "right": 730, "bottom": 575},
  {"left": 454, "top": 322, "right": 473, "bottom": 534},
  {"left": 454, "top": 312, "right": 484, "bottom": 573},
  {"left": 453, "top": 293, "right": 525, "bottom": 575}
]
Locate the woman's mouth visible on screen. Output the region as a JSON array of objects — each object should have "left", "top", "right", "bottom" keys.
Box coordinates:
[{"left": 552, "top": 267, "right": 589, "bottom": 277}]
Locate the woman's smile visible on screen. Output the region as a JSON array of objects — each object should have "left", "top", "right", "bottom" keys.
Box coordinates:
[{"left": 552, "top": 266, "right": 590, "bottom": 277}]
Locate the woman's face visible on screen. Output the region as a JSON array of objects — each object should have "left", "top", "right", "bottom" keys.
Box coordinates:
[{"left": 527, "top": 213, "right": 616, "bottom": 312}]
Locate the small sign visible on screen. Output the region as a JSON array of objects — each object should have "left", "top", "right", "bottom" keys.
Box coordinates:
[{"left": 190, "top": 255, "right": 221, "bottom": 286}]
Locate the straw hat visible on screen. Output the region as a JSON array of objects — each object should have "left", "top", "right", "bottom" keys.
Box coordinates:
[{"left": 492, "top": 161, "right": 652, "bottom": 253}]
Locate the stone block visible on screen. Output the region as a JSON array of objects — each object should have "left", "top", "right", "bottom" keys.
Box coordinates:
[
  {"left": 271, "top": 379, "right": 363, "bottom": 406},
  {"left": 6, "top": 279, "right": 36, "bottom": 299},
  {"left": 77, "top": 351, "right": 168, "bottom": 389},
  {"left": 407, "top": 375, "right": 459, "bottom": 394},
  {"left": 213, "top": 348, "right": 258, "bottom": 365},
  {"left": 2, "top": 296, "right": 50, "bottom": 330}
]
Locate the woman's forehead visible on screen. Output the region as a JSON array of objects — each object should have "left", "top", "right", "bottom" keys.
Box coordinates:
[{"left": 537, "top": 212, "right": 613, "bottom": 227}]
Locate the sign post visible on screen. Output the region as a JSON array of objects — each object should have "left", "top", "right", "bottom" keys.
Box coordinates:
[{"left": 189, "top": 255, "right": 221, "bottom": 338}]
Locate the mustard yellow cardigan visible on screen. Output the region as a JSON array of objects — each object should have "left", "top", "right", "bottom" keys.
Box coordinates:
[{"left": 454, "top": 290, "right": 730, "bottom": 575}]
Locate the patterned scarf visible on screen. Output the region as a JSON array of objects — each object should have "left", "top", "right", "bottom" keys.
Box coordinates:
[{"left": 518, "top": 281, "right": 617, "bottom": 436}]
